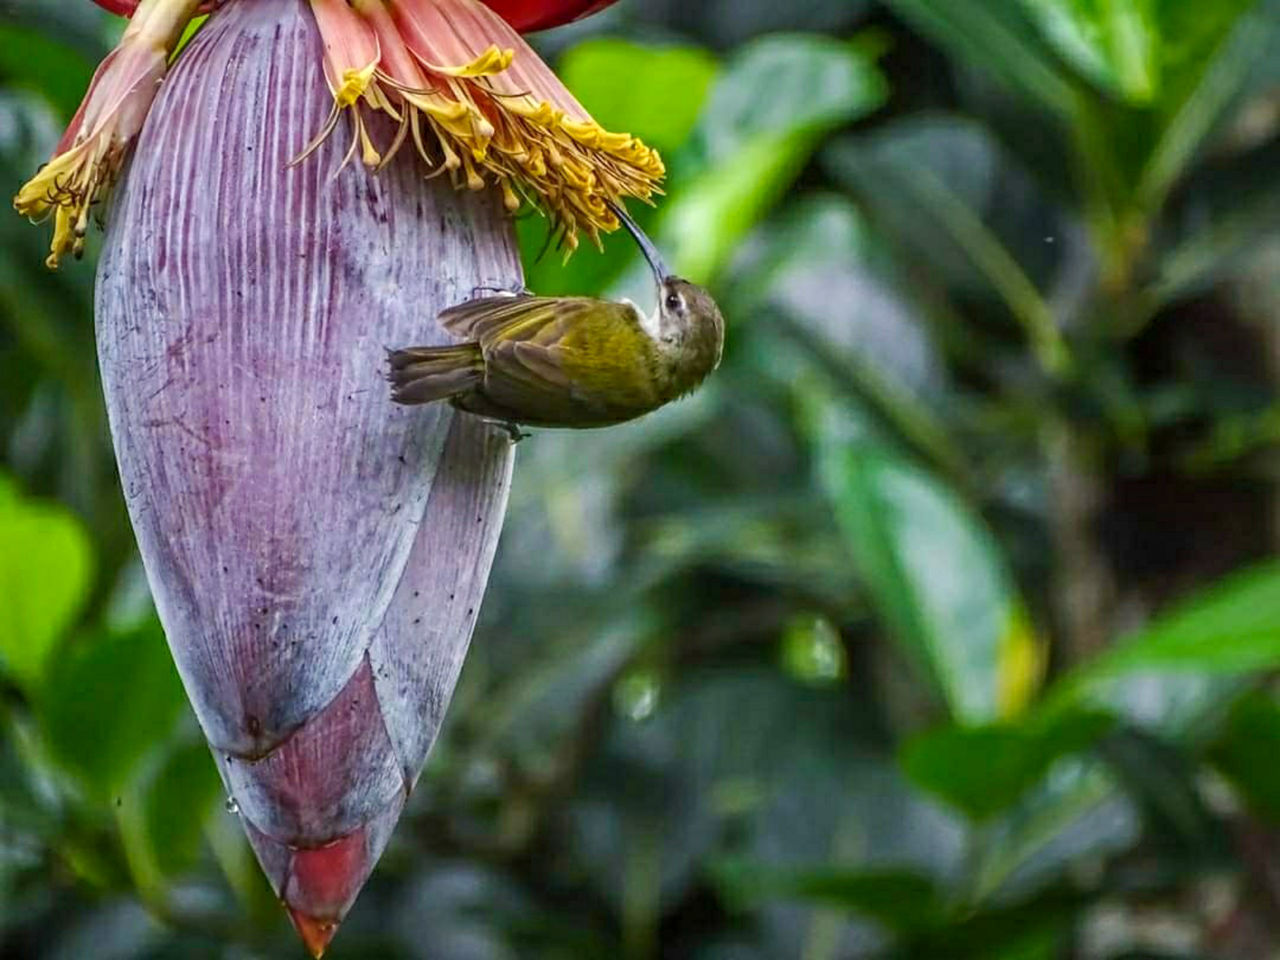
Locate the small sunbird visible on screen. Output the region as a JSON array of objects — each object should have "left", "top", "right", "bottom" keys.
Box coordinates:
[{"left": 387, "top": 202, "right": 725, "bottom": 436}]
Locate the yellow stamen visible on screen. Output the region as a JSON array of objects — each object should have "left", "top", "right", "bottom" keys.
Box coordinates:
[
  {"left": 13, "top": 0, "right": 202, "bottom": 269},
  {"left": 305, "top": 0, "right": 386, "bottom": 170},
  {"left": 378, "top": 0, "right": 665, "bottom": 251},
  {"left": 335, "top": 63, "right": 378, "bottom": 108},
  {"left": 415, "top": 44, "right": 514, "bottom": 78},
  {"left": 499, "top": 179, "right": 520, "bottom": 212},
  {"left": 358, "top": 118, "right": 383, "bottom": 169}
]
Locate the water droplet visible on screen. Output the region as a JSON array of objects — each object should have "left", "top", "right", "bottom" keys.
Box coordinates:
[
  {"left": 781, "top": 613, "right": 847, "bottom": 685},
  {"left": 225, "top": 796, "right": 240, "bottom": 815},
  {"left": 1044, "top": 236, "right": 1056, "bottom": 244},
  {"left": 614, "top": 670, "right": 660, "bottom": 722}
]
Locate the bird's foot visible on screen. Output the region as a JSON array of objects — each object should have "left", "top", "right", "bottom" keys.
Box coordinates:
[
  {"left": 483, "top": 419, "right": 530, "bottom": 443},
  {"left": 471, "top": 282, "right": 532, "bottom": 300}
]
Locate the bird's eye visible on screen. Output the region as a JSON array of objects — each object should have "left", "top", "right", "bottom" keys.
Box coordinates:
[{"left": 665, "top": 293, "right": 682, "bottom": 312}]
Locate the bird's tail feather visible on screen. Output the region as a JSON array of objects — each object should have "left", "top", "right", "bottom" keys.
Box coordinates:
[{"left": 387, "top": 344, "right": 483, "bottom": 406}]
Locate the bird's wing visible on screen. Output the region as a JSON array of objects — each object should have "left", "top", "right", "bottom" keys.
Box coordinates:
[
  {"left": 480, "top": 299, "right": 618, "bottom": 390},
  {"left": 443, "top": 298, "right": 647, "bottom": 420},
  {"left": 439, "top": 295, "right": 583, "bottom": 342},
  {"left": 439, "top": 295, "right": 533, "bottom": 339}
]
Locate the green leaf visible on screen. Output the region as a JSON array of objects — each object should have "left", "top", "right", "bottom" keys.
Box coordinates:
[
  {"left": 715, "top": 858, "right": 1082, "bottom": 955},
  {"left": 824, "top": 121, "right": 1068, "bottom": 375},
  {"left": 0, "top": 1, "right": 117, "bottom": 68},
  {"left": 0, "top": 25, "right": 98, "bottom": 119},
  {"left": 641, "top": 495, "right": 864, "bottom": 608},
  {"left": 556, "top": 669, "right": 929, "bottom": 920},
  {"left": 171, "top": 14, "right": 209, "bottom": 60},
  {"left": 659, "top": 34, "right": 888, "bottom": 285},
  {"left": 0, "top": 477, "right": 94, "bottom": 693},
  {"left": 1210, "top": 689, "right": 1280, "bottom": 822},
  {"left": 779, "top": 612, "right": 847, "bottom": 685},
  {"left": 1136, "top": 2, "right": 1273, "bottom": 210},
  {"left": 1018, "top": 0, "right": 1160, "bottom": 104},
  {"left": 906, "top": 887, "right": 1081, "bottom": 958},
  {"left": 1099, "top": 728, "right": 1229, "bottom": 854},
  {"left": 1073, "top": 561, "right": 1280, "bottom": 678},
  {"left": 814, "top": 417, "right": 1042, "bottom": 723},
  {"left": 733, "top": 193, "right": 970, "bottom": 484},
  {"left": 40, "top": 620, "right": 187, "bottom": 799},
  {"left": 557, "top": 39, "right": 719, "bottom": 154},
  {"left": 1157, "top": 0, "right": 1263, "bottom": 108},
  {"left": 969, "top": 756, "right": 1138, "bottom": 901},
  {"left": 714, "top": 861, "right": 946, "bottom": 932},
  {"left": 1150, "top": 143, "right": 1280, "bottom": 306},
  {"left": 143, "top": 740, "right": 223, "bottom": 877},
  {"left": 661, "top": 134, "right": 814, "bottom": 285},
  {"left": 1039, "top": 564, "right": 1280, "bottom": 744},
  {"left": 901, "top": 712, "right": 1114, "bottom": 821},
  {"left": 699, "top": 34, "right": 888, "bottom": 161},
  {"left": 1081, "top": 671, "right": 1247, "bottom": 743},
  {"left": 879, "top": 0, "right": 1082, "bottom": 117}
]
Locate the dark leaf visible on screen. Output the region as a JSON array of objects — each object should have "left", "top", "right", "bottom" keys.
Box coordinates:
[
  {"left": 1209, "top": 689, "right": 1280, "bottom": 822},
  {"left": 714, "top": 861, "right": 946, "bottom": 932},
  {"left": 40, "top": 620, "right": 187, "bottom": 799},
  {"left": 814, "top": 414, "right": 1043, "bottom": 724},
  {"left": 143, "top": 739, "right": 223, "bottom": 877},
  {"left": 901, "top": 711, "right": 1115, "bottom": 821}
]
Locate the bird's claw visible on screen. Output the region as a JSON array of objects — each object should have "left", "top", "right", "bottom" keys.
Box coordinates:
[
  {"left": 481, "top": 418, "right": 529, "bottom": 443},
  {"left": 471, "top": 282, "right": 532, "bottom": 300},
  {"left": 503, "top": 421, "right": 530, "bottom": 444}
]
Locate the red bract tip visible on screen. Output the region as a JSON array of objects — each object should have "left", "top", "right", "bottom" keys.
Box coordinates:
[
  {"left": 284, "top": 833, "right": 369, "bottom": 956},
  {"left": 285, "top": 831, "right": 371, "bottom": 922},
  {"left": 245, "top": 814, "right": 399, "bottom": 957},
  {"left": 482, "top": 0, "right": 619, "bottom": 32},
  {"left": 90, "top": 0, "right": 621, "bottom": 32},
  {"left": 288, "top": 907, "right": 339, "bottom": 959}
]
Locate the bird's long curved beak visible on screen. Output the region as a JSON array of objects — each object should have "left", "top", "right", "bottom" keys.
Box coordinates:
[{"left": 607, "top": 200, "right": 671, "bottom": 282}]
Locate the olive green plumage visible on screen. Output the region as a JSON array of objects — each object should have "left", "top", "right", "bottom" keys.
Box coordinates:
[{"left": 388, "top": 204, "right": 725, "bottom": 431}]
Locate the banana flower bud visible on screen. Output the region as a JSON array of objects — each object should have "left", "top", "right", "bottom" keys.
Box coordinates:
[{"left": 22, "top": 0, "right": 650, "bottom": 954}]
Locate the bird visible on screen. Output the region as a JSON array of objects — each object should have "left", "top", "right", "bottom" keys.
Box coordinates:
[{"left": 386, "top": 202, "right": 724, "bottom": 439}]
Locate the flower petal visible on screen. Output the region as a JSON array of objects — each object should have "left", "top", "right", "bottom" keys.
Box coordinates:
[
  {"left": 15, "top": 0, "right": 202, "bottom": 268},
  {"left": 66, "top": 0, "right": 659, "bottom": 259},
  {"left": 384, "top": 0, "right": 665, "bottom": 249}
]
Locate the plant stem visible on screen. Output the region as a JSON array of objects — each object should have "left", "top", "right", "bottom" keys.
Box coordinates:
[{"left": 1045, "top": 419, "right": 1117, "bottom": 666}]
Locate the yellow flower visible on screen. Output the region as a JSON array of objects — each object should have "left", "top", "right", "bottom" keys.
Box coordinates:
[
  {"left": 16, "top": 0, "right": 665, "bottom": 267},
  {"left": 305, "top": 0, "right": 665, "bottom": 251},
  {"left": 13, "top": 0, "right": 202, "bottom": 268}
]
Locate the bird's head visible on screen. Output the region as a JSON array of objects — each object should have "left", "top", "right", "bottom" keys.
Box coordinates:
[{"left": 609, "top": 202, "right": 724, "bottom": 366}]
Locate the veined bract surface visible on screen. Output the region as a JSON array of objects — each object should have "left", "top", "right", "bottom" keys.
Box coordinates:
[{"left": 94, "top": 0, "right": 517, "bottom": 951}]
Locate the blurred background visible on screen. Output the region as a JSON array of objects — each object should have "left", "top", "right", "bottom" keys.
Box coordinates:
[{"left": 4, "top": 0, "right": 1280, "bottom": 957}]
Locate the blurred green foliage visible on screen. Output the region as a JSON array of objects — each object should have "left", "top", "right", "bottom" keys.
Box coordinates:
[{"left": 4, "top": 0, "right": 1280, "bottom": 957}]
